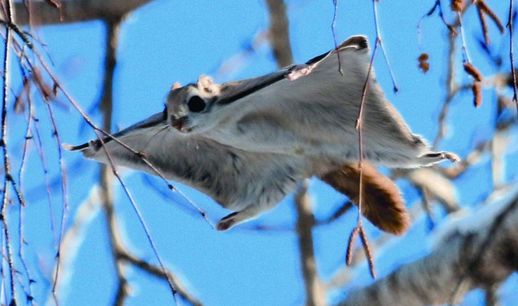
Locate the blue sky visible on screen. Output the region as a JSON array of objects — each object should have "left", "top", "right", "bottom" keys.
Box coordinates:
[{"left": 6, "top": 0, "right": 516, "bottom": 305}]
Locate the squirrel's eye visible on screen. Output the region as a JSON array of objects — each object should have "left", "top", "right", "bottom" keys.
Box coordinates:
[{"left": 187, "top": 96, "right": 206, "bottom": 113}]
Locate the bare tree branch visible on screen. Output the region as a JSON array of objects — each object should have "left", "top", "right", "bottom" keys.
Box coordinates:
[
  {"left": 94, "top": 18, "right": 132, "bottom": 306},
  {"left": 1, "top": 0, "right": 18, "bottom": 304},
  {"left": 10, "top": 0, "right": 154, "bottom": 25},
  {"left": 264, "top": 0, "right": 293, "bottom": 68},
  {"left": 295, "top": 181, "right": 326, "bottom": 306},
  {"left": 325, "top": 203, "right": 425, "bottom": 291},
  {"left": 433, "top": 31, "right": 458, "bottom": 148},
  {"left": 507, "top": 0, "right": 518, "bottom": 108},
  {"left": 398, "top": 168, "right": 460, "bottom": 213},
  {"left": 48, "top": 185, "right": 102, "bottom": 304},
  {"left": 94, "top": 17, "right": 196, "bottom": 306},
  {"left": 339, "top": 189, "right": 518, "bottom": 306},
  {"left": 117, "top": 251, "right": 202, "bottom": 306}
]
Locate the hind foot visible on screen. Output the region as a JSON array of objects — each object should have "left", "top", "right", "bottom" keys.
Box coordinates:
[
  {"left": 216, "top": 205, "right": 264, "bottom": 231},
  {"left": 417, "top": 151, "right": 460, "bottom": 166},
  {"left": 216, "top": 212, "right": 239, "bottom": 231}
]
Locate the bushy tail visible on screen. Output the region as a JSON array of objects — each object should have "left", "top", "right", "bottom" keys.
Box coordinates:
[{"left": 320, "top": 163, "right": 410, "bottom": 235}]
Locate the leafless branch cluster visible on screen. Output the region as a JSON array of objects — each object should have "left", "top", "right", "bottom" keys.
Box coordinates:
[
  {"left": 1, "top": 1, "right": 200, "bottom": 305},
  {"left": 340, "top": 189, "right": 518, "bottom": 306}
]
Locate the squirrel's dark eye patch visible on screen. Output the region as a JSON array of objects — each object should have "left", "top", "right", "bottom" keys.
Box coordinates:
[{"left": 187, "top": 96, "right": 206, "bottom": 113}]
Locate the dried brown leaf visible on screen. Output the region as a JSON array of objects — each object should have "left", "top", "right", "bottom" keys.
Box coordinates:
[
  {"left": 32, "top": 68, "right": 54, "bottom": 101},
  {"left": 345, "top": 227, "right": 360, "bottom": 266},
  {"left": 451, "top": 0, "right": 464, "bottom": 12},
  {"left": 463, "top": 62, "right": 483, "bottom": 82},
  {"left": 477, "top": 0, "right": 505, "bottom": 33},
  {"left": 358, "top": 226, "right": 376, "bottom": 278},
  {"left": 477, "top": 6, "right": 490, "bottom": 45},
  {"left": 418, "top": 53, "right": 430, "bottom": 73},
  {"left": 472, "top": 81, "right": 483, "bottom": 108}
]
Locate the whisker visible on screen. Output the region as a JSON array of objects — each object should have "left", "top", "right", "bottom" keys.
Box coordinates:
[{"left": 141, "top": 125, "right": 169, "bottom": 150}]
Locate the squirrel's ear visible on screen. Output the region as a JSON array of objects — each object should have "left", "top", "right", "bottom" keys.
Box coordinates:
[
  {"left": 171, "top": 82, "right": 182, "bottom": 90},
  {"left": 197, "top": 75, "right": 213, "bottom": 87},
  {"left": 197, "top": 75, "right": 221, "bottom": 96},
  {"left": 320, "top": 163, "right": 410, "bottom": 235}
]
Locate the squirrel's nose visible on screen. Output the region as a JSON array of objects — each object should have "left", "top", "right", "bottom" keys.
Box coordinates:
[{"left": 171, "top": 115, "right": 188, "bottom": 131}]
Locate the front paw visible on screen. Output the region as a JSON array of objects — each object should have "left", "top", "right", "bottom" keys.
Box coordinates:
[{"left": 216, "top": 212, "right": 238, "bottom": 231}]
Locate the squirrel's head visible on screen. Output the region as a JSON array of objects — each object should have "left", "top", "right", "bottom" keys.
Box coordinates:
[{"left": 167, "top": 76, "right": 222, "bottom": 133}]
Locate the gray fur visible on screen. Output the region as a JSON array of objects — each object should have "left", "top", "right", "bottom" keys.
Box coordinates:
[
  {"left": 69, "top": 35, "right": 458, "bottom": 230},
  {"left": 167, "top": 35, "right": 458, "bottom": 168}
]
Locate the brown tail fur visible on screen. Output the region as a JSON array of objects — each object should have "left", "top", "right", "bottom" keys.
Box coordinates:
[{"left": 320, "top": 163, "right": 410, "bottom": 235}]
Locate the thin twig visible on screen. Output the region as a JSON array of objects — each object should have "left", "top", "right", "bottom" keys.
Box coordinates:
[
  {"left": 294, "top": 181, "right": 325, "bottom": 306},
  {"left": 96, "top": 132, "right": 178, "bottom": 303},
  {"left": 16, "top": 79, "right": 34, "bottom": 304},
  {"left": 433, "top": 32, "right": 458, "bottom": 148},
  {"left": 47, "top": 185, "right": 102, "bottom": 306},
  {"left": 419, "top": 187, "right": 436, "bottom": 228},
  {"left": 331, "top": 0, "right": 343, "bottom": 75},
  {"left": 0, "top": 0, "right": 18, "bottom": 304},
  {"left": 477, "top": 5, "right": 490, "bottom": 46},
  {"left": 372, "top": 0, "right": 398, "bottom": 92},
  {"left": 354, "top": 38, "right": 378, "bottom": 248},
  {"left": 419, "top": 0, "right": 455, "bottom": 34},
  {"left": 457, "top": 12, "right": 472, "bottom": 63},
  {"left": 351, "top": 3, "right": 381, "bottom": 280},
  {"left": 0, "top": 20, "right": 33, "bottom": 49},
  {"left": 318, "top": 201, "right": 353, "bottom": 226},
  {"left": 355, "top": 36, "right": 378, "bottom": 219},
  {"left": 47, "top": 102, "right": 68, "bottom": 304},
  {"left": 31, "top": 113, "right": 56, "bottom": 235},
  {"left": 118, "top": 250, "right": 202, "bottom": 306},
  {"left": 508, "top": 0, "right": 518, "bottom": 109}
]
